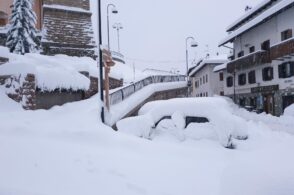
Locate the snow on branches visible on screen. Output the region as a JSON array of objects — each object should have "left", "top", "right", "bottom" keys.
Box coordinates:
[{"left": 6, "top": 0, "right": 38, "bottom": 55}]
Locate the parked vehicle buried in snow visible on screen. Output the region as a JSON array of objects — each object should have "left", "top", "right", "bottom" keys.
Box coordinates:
[{"left": 117, "top": 97, "right": 249, "bottom": 148}]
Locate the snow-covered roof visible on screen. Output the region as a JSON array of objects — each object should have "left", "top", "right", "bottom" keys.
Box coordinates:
[
  {"left": 43, "top": 4, "right": 92, "bottom": 14},
  {"left": 213, "top": 63, "right": 227, "bottom": 72},
  {"left": 189, "top": 55, "right": 228, "bottom": 76},
  {"left": 219, "top": 0, "right": 294, "bottom": 46},
  {"left": 226, "top": 0, "right": 273, "bottom": 32}
]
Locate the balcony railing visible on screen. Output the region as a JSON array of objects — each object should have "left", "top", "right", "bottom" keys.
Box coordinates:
[
  {"left": 227, "top": 50, "right": 271, "bottom": 73},
  {"left": 270, "top": 38, "right": 294, "bottom": 60},
  {"left": 109, "top": 75, "right": 186, "bottom": 105}
]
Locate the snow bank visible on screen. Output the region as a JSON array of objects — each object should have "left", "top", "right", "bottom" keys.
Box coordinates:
[
  {"left": 0, "top": 46, "right": 148, "bottom": 90},
  {"left": 1, "top": 87, "right": 294, "bottom": 195},
  {"left": 284, "top": 104, "right": 294, "bottom": 117}
]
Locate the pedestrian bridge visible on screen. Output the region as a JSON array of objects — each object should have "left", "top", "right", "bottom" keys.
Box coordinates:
[{"left": 106, "top": 75, "right": 188, "bottom": 127}]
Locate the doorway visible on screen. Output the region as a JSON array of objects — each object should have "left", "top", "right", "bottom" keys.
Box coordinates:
[{"left": 263, "top": 94, "right": 274, "bottom": 115}]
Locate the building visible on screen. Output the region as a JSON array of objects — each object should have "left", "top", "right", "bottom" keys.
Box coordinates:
[
  {"left": 0, "top": 0, "right": 96, "bottom": 58},
  {"left": 219, "top": 0, "right": 294, "bottom": 116},
  {"left": 189, "top": 56, "right": 228, "bottom": 97}
]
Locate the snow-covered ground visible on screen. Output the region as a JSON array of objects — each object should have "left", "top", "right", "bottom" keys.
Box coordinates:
[{"left": 1, "top": 86, "right": 294, "bottom": 195}]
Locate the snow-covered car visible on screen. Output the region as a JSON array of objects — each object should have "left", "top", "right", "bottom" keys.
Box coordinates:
[{"left": 117, "top": 97, "right": 249, "bottom": 148}]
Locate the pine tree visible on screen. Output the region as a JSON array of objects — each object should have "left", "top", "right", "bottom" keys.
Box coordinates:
[{"left": 6, "top": 0, "right": 38, "bottom": 55}]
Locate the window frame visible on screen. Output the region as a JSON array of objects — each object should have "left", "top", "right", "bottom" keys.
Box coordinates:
[{"left": 262, "top": 67, "right": 274, "bottom": 81}]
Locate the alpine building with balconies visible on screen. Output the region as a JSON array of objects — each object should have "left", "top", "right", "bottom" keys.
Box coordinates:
[{"left": 218, "top": 0, "right": 294, "bottom": 116}]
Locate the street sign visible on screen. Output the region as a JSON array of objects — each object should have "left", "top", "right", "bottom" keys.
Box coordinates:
[{"left": 102, "top": 49, "right": 115, "bottom": 67}]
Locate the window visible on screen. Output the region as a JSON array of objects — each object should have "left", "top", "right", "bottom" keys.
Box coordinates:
[
  {"left": 206, "top": 92, "right": 208, "bottom": 97},
  {"left": 262, "top": 67, "right": 274, "bottom": 81},
  {"left": 200, "top": 78, "right": 202, "bottom": 85},
  {"left": 281, "top": 29, "right": 292, "bottom": 41},
  {"left": 219, "top": 72, "right": 224, "bottom": 81},
  {"left": 220, "top": 91, "right": 224, "bottom": 96},
  {"left": 278, "top": 62, "right": 294, "bottom": 78},
  {"left": 238, "top": 51, "right": 244, "bottom": 58},
  {"left": 206, "top": 75, "right": 208, "bottom": 83},
  {"left": 227, "top": 76, "right": 233, "bottom": 87},
  {"left": 261, "top": 40, "right": 270, "bottom": 51},
  {"left": 238, "top": 74, "right": 246, "bottom": 86},
  {"left": 203, "top": 76, "right": 205, "bottom": 84},
  {"left": 248, "top": 70, "right": 256, "bottom": 84},
  {"left": 249, "top": 46, "right": 255, "bottom": 53}
]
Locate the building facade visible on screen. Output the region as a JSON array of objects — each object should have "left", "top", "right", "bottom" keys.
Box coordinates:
[
  {"left": 0, "top": 0, "right": 96, "bottom": 58},
  {"left": 189, "top": 57, "right": 228, "bottom": 97},
  {"left": 219, "top": 0, "right": 294, "bottom": 116}
]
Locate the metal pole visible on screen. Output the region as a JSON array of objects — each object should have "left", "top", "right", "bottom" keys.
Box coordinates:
[
  {"left": 98, "top": 0, "right": 105, "bottom": 122},
  {"left": 117, "top": 28, "right": 120, "bottom": 52},
  {"left": 107, "top": 4, "right": 115, "bottom": 51}
]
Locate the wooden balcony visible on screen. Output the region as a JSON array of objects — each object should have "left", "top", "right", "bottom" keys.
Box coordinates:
[
  {"left": 227, "top": 50, "right": 271, "bottom": 73},
  {"left": 270, "top": 38, "right": 294, "bottom": 60}
]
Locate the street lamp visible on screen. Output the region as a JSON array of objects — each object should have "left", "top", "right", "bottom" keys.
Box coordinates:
[
  {"left": 107, "top": 4, "right": 118, "bottom": 51},
  {"left": 185, "top": 36, "right": 198, "bottom": 97},
  {"left": 113, "top": 23, "right": 123, "bottom": 52},
  {"left": 185, "top": 36, "right": 198, "bottom": 78}
]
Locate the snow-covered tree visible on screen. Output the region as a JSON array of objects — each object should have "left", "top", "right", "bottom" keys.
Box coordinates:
[{"left": 6, "top": 0, "right": 38, "bottom": 55}]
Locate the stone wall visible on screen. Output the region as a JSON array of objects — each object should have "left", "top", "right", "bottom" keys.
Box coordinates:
[{"left": 42, "top": 2, "right": 96, "bottom": 58}]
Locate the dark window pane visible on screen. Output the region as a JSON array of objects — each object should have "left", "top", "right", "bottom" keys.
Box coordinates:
[
  {"left": 262, "top": 67, "right": 274, "bottom": 81},
  {"left": 238, "top": 74, "right": 246, "bottom": 85},
  {"left": 227, "top": 76, "right": 233, "bottom": 87},
  {"left": 248, "top": 70, "right": 256, "bottom": 84}
]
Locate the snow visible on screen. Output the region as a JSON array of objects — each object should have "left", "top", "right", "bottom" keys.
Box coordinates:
[
  {"left": 117, "top": 97, "right": 249, "bottom": 147},
  {"left": 1, "top": 86, "right": 294, "bottom": 195},
  {"left": 109, "top": 61, "right": 148, "bottom": 83},
  {"left": 226, "top": 0, "right": 272, "bottom": 31},
  {"left": 213, "top": 63, "right": 227, "bottom": 72},
  {"left": 43, "top": 4, "right": 92, "bottom": 14},
  {"left": 284, "top": 104, "right": 294, "bottom": 117},
  {"left": 189, "top": 55, "right": 228, "bottom": 76},
  {"left": 0, "top": 46, "right": 148, "bottom": 91},
  {"left": 106, "top": 81, "right": 187, "bottom": 126},
  {"left": 0, "top": 46, "right": 96, "bottom": 91},
  {"left": 219, "top": 0, "right": 294, "bottom": 46}
]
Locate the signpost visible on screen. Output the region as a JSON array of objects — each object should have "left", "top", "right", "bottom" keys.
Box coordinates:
[{"left": 102, "top": 49, "right": 115, "bottom": 111}]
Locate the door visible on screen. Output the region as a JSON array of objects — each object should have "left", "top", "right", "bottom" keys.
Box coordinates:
[{"left": 264, "top": 94, "right": 274, "bottom": 115}]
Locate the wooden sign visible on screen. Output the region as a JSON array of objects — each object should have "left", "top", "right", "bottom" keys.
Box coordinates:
[{"left": 102, "top": 49, "right": 115, "bottom": 67}]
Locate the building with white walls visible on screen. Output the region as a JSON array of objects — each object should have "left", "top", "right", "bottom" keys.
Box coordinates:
[
  {"left": 189, "top": 56, "right": 228, "bottom": 97},
  {"left": 219, "top": 0, "right": 294, "bottom": 116}
]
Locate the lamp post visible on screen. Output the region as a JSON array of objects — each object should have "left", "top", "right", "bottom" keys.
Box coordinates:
[
  {"left": 113, "top": 23, "right": 123, "bottom": 52},
  {"left": 185, "top": 36, "right": 198, "bottom": 77},
  {"left": 185, "top": 36, "right": 198, "bottom": 97},
  {"left": 107, "top": 4, "right": 118, "bottom": 51},
  {"left": 97, "top": 0, "right": 105, "bottom": 122}
]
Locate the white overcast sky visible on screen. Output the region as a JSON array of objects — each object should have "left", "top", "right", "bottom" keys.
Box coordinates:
[{"left": 91, "top": 0, "right": 263, "bottom": 72}]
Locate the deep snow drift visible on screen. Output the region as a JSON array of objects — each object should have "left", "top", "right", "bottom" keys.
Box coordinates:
[{"left": 0, "top": 86, "right": 294, "bottom": 195}]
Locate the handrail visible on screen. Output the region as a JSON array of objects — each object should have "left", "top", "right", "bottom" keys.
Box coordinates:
[{"left": 109, "top": 75, "right": 186, "bottom": 105}]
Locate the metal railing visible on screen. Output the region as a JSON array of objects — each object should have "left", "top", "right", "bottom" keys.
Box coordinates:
[{"left": 109, "top": 75, "right": 186, "bottom": 105}]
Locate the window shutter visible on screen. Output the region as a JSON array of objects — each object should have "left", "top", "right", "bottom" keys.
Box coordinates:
[{"left": 278, "top": 64, "right": 283, "bottom": 78}]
